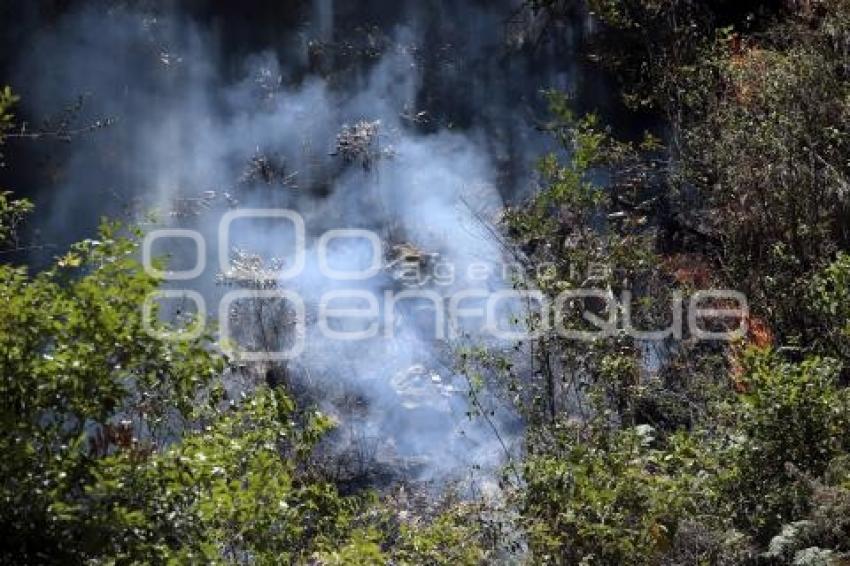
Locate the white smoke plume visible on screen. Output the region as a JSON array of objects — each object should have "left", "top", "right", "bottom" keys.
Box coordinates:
[{"left": 8, "top": 0, "right": 589, "bottom": 485}]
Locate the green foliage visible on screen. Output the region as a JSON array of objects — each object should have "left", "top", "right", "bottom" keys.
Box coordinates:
[
  {"left": 0, "top": 88, "right": 32, "bottom": 247},
  {"left": 315, "top": 504, "right": 490, "bottom": 566},
  {"left": 5, "top": 1, "right": 850, "bottom": 561},
  {"left": 0, "top": 84, "right": 19, "bottom": 150},
  {"left": 0, "top": 214, "right": 491, "bottom": 563},
  {"left": 585, "top": 1, "right": 850, "bottom": 348},
  {"left": 584, "top": 0, "right": 720, "bottom": 113},
  {"left": 522, "top": 423, "right": 695, "bottom": 565},
  {"left": 723, "top": 350, "right": 850, "bottom": 541},
  {"left": 808, "top": 252, "right": 850, "bottom": 359},
  {"left": 390, "top": 505, "right": 489, "bottom": 565},
  {"left": 0, "top": 220, "right": 223, "bottom": 561},
  {"left": 69, "top": 388, "right": 365, "bottom": 563},
  {"left": 519, "top": 349, "right": 850, "bottom": 563},
  {"left": 0, "top": 190, "right": 33, "bottom": 248},
  {"left": 0, "top": 217, "right": 492, "bottom": 563},
  {"left": 315, "top": 529, "right": 387, "bottom": 565},
  {"left": 504, "top": 3, "right": 850, "bottom": 561},
  {"left": 691, "top": 40, "right": 850, "bottom": 336}
]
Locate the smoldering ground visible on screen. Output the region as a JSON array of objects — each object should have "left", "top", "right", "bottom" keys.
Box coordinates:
[{"left": 3, "top": 0, "right": 601, "bottom": 486}]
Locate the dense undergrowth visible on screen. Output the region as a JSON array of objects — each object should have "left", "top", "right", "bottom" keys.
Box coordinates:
[{"left": 2, "top": 1, "right": 850, "bottom": 563}]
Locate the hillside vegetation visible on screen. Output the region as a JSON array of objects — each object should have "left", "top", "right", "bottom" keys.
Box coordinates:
[{"left": 2, "top": 1, "right": 850, "bottom": 563}]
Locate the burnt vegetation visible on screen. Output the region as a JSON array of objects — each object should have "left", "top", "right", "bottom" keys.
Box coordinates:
[{"left": 1, "top": 1, "right": 850, "bottom": 564}]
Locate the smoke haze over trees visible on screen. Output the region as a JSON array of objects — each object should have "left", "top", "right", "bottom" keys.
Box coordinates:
[{"left": 1, "top": 0, "right": 850, "bottom": 563}]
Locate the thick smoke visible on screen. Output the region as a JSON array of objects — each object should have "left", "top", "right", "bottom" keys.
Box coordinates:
[{"left": 9, "top": 0, "right": 586, "bottom": 485}]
